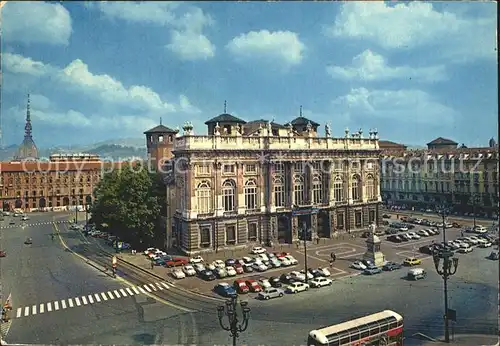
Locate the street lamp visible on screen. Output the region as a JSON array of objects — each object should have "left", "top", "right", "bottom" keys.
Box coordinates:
[
  {"left": 433, "top": 206, "right": 459, "bottom": 343},
  {"left": 217, "top": 296, "right": 251, "bottom": 346}
]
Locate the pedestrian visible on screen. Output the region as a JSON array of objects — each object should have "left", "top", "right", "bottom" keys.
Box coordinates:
[
  {"left": 316, "top": 236, "right": 320, "bottom": 245},
  {"left": 461, "top": 230, "right": 464, "bottom": 237},
  {"left": 150, "top": 260, "right": 154, "bottom": 270},
  {"left": 329, "top": 260, "right": 333, "bottom": 268}
]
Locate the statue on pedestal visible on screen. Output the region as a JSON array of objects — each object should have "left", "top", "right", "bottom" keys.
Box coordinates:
[{"left": 363, "top": 223, "right": 385, "bottom": 267}]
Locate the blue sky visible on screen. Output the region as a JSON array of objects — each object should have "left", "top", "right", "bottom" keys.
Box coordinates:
[{"left": 2, "top": 1, "right": 497, "bottom": 148}]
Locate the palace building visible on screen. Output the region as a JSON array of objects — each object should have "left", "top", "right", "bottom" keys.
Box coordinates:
[
  {"left": 163, "top": 109, "right": 382, "bottom": 254},
  {"left": 380, "top": 137, "right": 499, "bottom": 217}
]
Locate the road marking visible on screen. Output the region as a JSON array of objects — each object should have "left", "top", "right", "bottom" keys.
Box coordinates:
[
  {"left": 101, "top": 292, "right": 109, "bottom": 301},
  {"left": 55, "top": 301, "right": 60, "bottom": 310},
  {"left": 148, "top": 284, "right": 157, "bottom": 291},
  {"left": 126, "top": 288, "right": 134, "bottom": 295},
  {"left": 132, "top": 287, "right": 140, "bottom": 294},
  {"left": 47, "top": 302, "right": 52, "bottom": 312},
  {"left": 119, "top": 288, "right": 127, "bottom": 296},
  {"left": 68, "top": 298, "right": 74, "bottom": 308},
  {"left": 138, "top": 286, "right": 146, "bottom": 294},
  {"left": 75, "top": 297, "right": 82, "bottom": 306},
  {"left": 156, "top": 283, "right": 164, "bottom": 290},
  {"left": 113, "top": 290, "right": 121, "bottom": 298},
  {"left": 161, "top": 282, "right": 171, "bottom": 289},
  {"left": 39, "top": 303, "right": 44, "bottom": 314},
  {"left": 81, "top": 296, "right": 88, "bottom": 305},
  {"left": 31, "top": 305, "right": 37, "bottom": 315},
  {"left": 296, "top": 250, "right": 328, "bottom": 263},
  {"left": 88, "top": 295, "right": 94, "bottom": 304},
  {"left": 16, "top": 308, "right": 21, "bottom": 318},
  {"left": 94, "top": 294, "right": 101, "bottom": 302},
  {"left": 107, "top": 291, "right": 115, "bottom": 300},
  {"left": 24, "top": 306, "right": 29, "bottom": 317},
  {"left": 143, "top": 285, "right": 152, "bottom": 292}
]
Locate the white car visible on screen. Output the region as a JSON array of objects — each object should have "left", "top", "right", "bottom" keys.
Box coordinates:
[
  {"left": 417, "top": 230, "right": 430, "bottom": 237},
  {"left": 225, "top": 266, "right": 237, "bottom": 276},
  {"left": 279, "top": 257, "right": 292, "bottom": 266},
  {"left": 290, "top": 271, "right": 306, "bottom": 282},
  {"left": 454, "top": 240, "right": 469, "bottom": 249},
  {"left": 301, "top": 270, "right": 314, "bottom": 280},
  {"left": 317, "top": 268, "right": 331, "bottom": 277},
  {"left": 407, "top": 232, "right": 421, "bottom": 240},
  {"left": 399, "top": 226, "right": 409, "bottom": 232},
  {"left": 351, "top": 261, "right": 367, "bottom": 270},
  {"left": 144, "top": 247, "right": 157, "bottom": 255},
  {"left": 287, "top": 282, "right": 309, "bottom": 293},
  {"left": 213, "top": 260, "right": 225, "bottom": 268},
  {"left": 284, "top": 255, "right": 298, "bottom": 265},
  {"left": 457, "top": 246, "right": 473, "bottom": 253},
  {"left": 182, "top": 265, "right": 196, "bottom": 276},
  {"left": 189, "top": 255, "right": 204, "bottom": 264},
  {"left": 256, "top": 253, "right": 269, "bottom": 262},
  {"left": 252, "top": 262, "right": 268, "bottom": 272},
  {"left": 310, "top": 277, "right": 333, "bottom": 288},
  {"left": 479, "top": 241, "right": 492, "bottom": 248},
  {"left": 258, "top": 278, "right": 272, "bottom": 289},
  {"left": 251, "top": 246, "right": 267, "bottom": 254},
  {"left": 206, "top": 262, "right": 216, "bottom": 271},
  {"left": 193, "top": 263, "right": 206, "bottom": 273},
  {"left": 470, "top": 236, "right": 487, "bottom": 245},
  {"left": 464, "top": 237, "right": 479, "bottom": 245},
  {"left": 172, "top": 269, "right": 186, "bottom": 279}
]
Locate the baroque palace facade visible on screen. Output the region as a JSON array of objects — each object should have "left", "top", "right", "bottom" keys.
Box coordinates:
[
  {"left": 0, "top": 95, "right": 112, "bottom": 212},
  {"left": 164, "top": 110, "right": 382, "bottom": 254},
  {"left": 380, "top": 137, "right": 499, "bottom": 217}
]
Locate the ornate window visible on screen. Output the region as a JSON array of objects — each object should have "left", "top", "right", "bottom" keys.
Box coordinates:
[
  {"left": 312, "top": 175, "right": 323, "bottom": 204},
  {"left": 244, "top": 179, "right": 258, "bottom": 210},
  {"left": 226, "top": 225, "right": 236, "bottom": 244},
  {"left": 196, "top": 181, "right": 212, "bottom": 214},
  {"left": 366, "top": 174, "right": 375, "bottom": 200},
  {"left": 248, "top": 223, "right": 258, "bottom": 241},
  {"left": 222, "top": 179, "right": 236, "bottom": 212},
  {"left": 200, "top": 227, "right": 211, "bottom": 248},
  {"left": 352, "top": 175, "right": 361, "bottom": 201},
  {"left": 274, "top": 177, "right": 285, "bottom": 207},
  {"left": 333, "top": 176, "right": 344, "bottom": 202},
  {"left": 294, "top": 176, "right": 305, "bottom": 205}
]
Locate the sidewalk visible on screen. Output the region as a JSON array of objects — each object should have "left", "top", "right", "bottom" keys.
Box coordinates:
[{"left": 417, "top": 334, "right": 498, "bottom": 345}]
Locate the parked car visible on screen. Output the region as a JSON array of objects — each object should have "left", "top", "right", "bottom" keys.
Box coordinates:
[
  {"left": 290, "top": 271, "right": 306, "bottom": 282},
  {"left": 457, "top": 246, "right": 473, "bottom": 253},
  {"left": 245, "top": 280, "right": 262, "bottom": 292},
  {"left": 364, "top": 266, "right": 382, "bottom": 275},
  {"left": 193, "top": 263, "right": 205, "bottom": 273},
  {"left": 225, "top": 266, "right": 237, "bottom": 277},
  {"left": 382, "top": 262, "right": 402, "bottom": 271},
  {"left": 165, "top": 258, "right": 188, "bottom": 267},
  {"left": 214, "top": 283, "right": 237, "bottom": 297},
  {"left": 351, "top": 261, "right": 367, "bottom": 270},
  {"left": 317, "top": 268, "right": 332, "bottom": 277},
  {"left": 252, "top": 262, "right": 268, "bottom": 272},
  {"left": 417, "top": 230, "right": 430, "bottom": 237},
  {"left": 258, "top": 278, "right": 272, "bottom": 289},
  {"left": 479, "top": 241, "right": 492, "bottom": 248},
  {"left": 310, "top": 277, "right": 333, "bottom": 288},
  {"left": 215, "top": 268, "right": 228, "bottom": 278},
  {"left": 200, "top": 270, "right": 216, "bottom": 281},
  {"left": 189, "top": 255, "right": 204, "bottom": 264},
  {"left": 284, "top": 255, "right": 298, "bottom": 265},
  {"left": 279, "top": 273, "right": 295, "bottom": 284},
  {"left": 269, "top": 276, "right": 282, "bottom": 288},
  {"left": 233, "top": 280, "right": 250, "bottom": 294},
  {"left": 242, "top": 264, "right": 254, "bottom": 273},
  {"left": 258, "top": 288, "right": 285, "bottom": 300},
  {"left": 225, "top": 258, "right": 237, "bottom": 266},
  {"left": 407, "top": 232, "right": 421, "bottom": 240},
  {"left": 172, "top": 269, "right": 186, "bottom": 279},
  {"left": 251, "top": 246, "right": 266, "bottom": 254},
  {"left": 182, "top": 265, "right": 196, "bottom": 276},
  {"left": 286, "top": 282, "right": 309, "bottom": 294},
  {"left": 234, "top": 264, "right": 245, "bottom": 274},
  {"left": 407, "top": 268, "right": 426, "bottom": 280},
  {"left": 387, "top": 235, "right": 402, "bottom": 243},
  {"left": 213, "top": 260, "right": 225, "bottom": 268}
]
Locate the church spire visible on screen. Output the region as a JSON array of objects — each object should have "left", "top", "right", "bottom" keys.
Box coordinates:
[{"left": 24, "top": 94, "right": 33, "bottom": 139}]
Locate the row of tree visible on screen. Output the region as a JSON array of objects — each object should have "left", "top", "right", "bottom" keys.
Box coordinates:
[{"left": 90, "top": 164, "right": 166, "bottom": 250}]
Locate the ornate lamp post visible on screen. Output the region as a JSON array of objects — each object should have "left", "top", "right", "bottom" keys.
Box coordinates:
[
  {"left": 433, "top": 206, "right": 459, "bottom": 343},
  {"left": 217, "top": 296, "right": 251, "bottom": 346}
]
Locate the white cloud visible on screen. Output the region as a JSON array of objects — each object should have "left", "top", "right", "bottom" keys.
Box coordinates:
[
  {"left": 3, "top": 1, "right": 72, "bottom": 46},
  {"left": 92, "top": 1, "right": 179, "bottom": 26},
  {"left": 332, "top": 87, "right": 457, "bottom": 124},
  {"left": 2, "top": 53, "right": 54, "bottom": 76},
  {"left": 30, "top": 94, "right": 51, "bottom": 110},
  {"left": 326, "top": 2, "right": 496, "bottom": 62},
  {"left": 327, "top": 50, "right": 447, "bottom": 83},
  {"left": 166, "top": 31, "right": 215, "bottom": 61},
  {"left": 178, "top": 95, "right": 201, "bottom": 114},
  {"left": 226, "top": 30, "right": 305, "bottom": 66}
]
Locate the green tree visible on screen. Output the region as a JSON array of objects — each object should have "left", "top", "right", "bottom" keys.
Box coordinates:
[{"left": 91, "top": 164, "right": 165, "bottom": 249}]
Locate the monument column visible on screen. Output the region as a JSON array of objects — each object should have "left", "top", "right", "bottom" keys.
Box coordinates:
[{"left": 363, "top": 223, "right": 385, "bottom": 266}]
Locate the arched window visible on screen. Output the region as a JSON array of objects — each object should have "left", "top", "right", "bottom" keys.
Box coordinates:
[
  {"left": 312, "top": 175, "right": 323, "bottom": 204},
  {"left": 274, "top": 177, "right": 285, "bottom": 207},
  {"left": 294, "top": 176, "right": 305, "bottom": 205},
  {"left": 222, "top": 180, "right": 236, "bottom": 212},
  {"left": 352, "top": 175, "right": 361, "bottom": 201},
  {"left": 366, "top": 174, "right": 375, "bottom": 200},
  {"left": 244, "top": 179, "right": 258, "bottom": 210},
  {"left": 196, "top": 181, "right": 212, "bottom": 214},
  {"left": 333, "top": 176, "right": 344, "bottom": 202}
]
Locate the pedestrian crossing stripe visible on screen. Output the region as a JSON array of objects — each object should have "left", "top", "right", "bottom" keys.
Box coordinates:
[
  {"left": 0, "top": 220, "right": 71, "bottom": 229},
  {"left": 14, "top": 282, "right": 175, "bottom": 319}
]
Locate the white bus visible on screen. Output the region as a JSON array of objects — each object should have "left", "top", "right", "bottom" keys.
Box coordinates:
[{"left": 307, "top": 310, "right": 404, "bottom": 346}]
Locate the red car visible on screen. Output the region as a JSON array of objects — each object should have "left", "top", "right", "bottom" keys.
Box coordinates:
[
  {"left": 0, "top": 250, "right": 6, "bottom": 257},
  {"left": 245, "top": 279, "right": 262, "bottom": 292},
  {"left": 234, "top": 264, "right": 244, "bottom": 274},
  {"left": 274, "top": 252, "right": 289, "bottom": 259},
  {"left": 233, "top": 280, "right": 249, "bottom": 294},
  {"left": 165, "top": 258, "right": 188, "bottom": 267}
]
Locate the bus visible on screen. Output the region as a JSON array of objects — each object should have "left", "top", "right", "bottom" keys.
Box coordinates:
[{"left": 307, "top": 310, "right": 404, "bottom": 346}]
